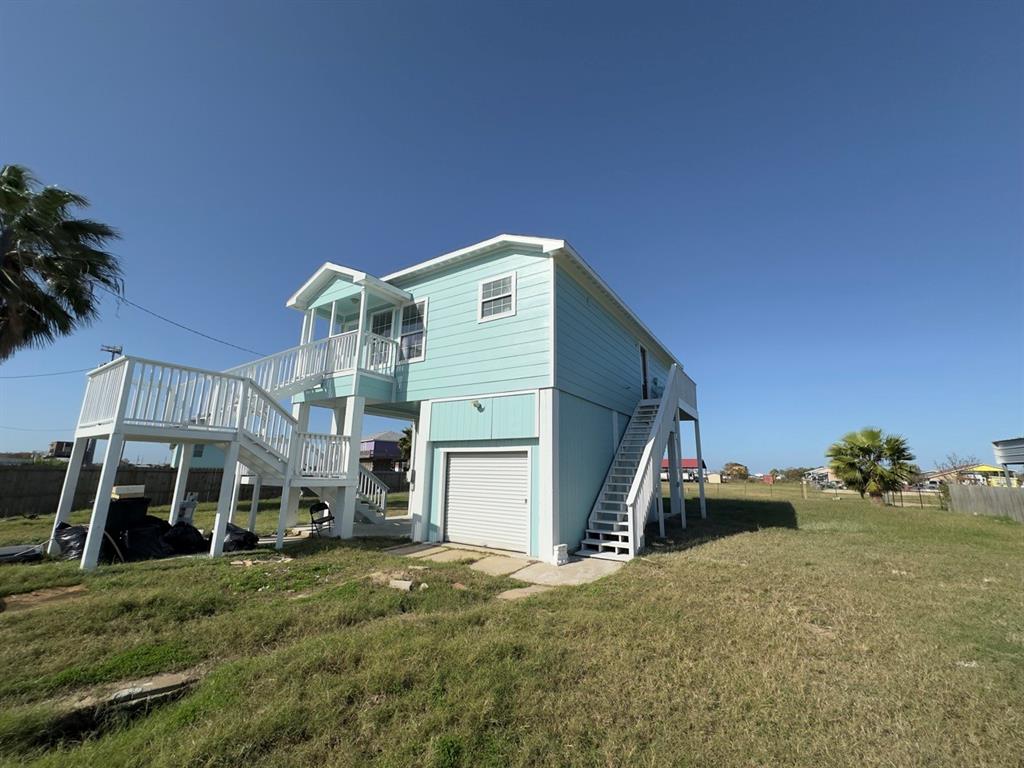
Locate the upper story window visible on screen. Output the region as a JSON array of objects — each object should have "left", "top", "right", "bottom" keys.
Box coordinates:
[
  {"left": 478, "top": 272, "right": 516, "bottom": 322},
  {"left": 399, "top": 300, "right": 427, "bottom": 362},
  {"left": 370, "top": 309, "right": 393, "bottom": 338}
]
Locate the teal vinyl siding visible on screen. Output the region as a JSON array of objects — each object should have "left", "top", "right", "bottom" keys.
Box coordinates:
[
  {"left": 557, "top": 392, "right": 620, "bottom": 551},
  {"left": 554, "top": 265, "right": 643, "bottom": 416},
  {"left": 429, "top": 394, "right": 536, "bottom": 441},
  {"left": 390, "top": 248, "right": 552, "bottom": 402},
  {"left": 427, "top": 439, "right": 540, "bottom": 556}
]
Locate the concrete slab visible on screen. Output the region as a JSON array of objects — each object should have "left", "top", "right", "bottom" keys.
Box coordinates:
[
  {"left": 424, "top": 548, "right": 485, "bottom": 563},
  {"left": 497, "top": 584, "right": 553, "bottom": 601},
  {"left": 470, "top": 556, "right": 529, "bottom": 576},
  {"left": 405, "top": 545, "right": 449, "bottom": 559},
  {"left": 511, "top": 557, "right": 622, "bottom": 586},
  {"left": 385, "top": 542, "right": 437, "bottom": 556}
]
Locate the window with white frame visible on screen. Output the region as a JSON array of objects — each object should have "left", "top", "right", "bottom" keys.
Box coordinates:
[
  {"left": 399, "top": 301, "right": 427, "bottom": 362},
  {"left": 370, "top": 309, "right": 393, "bottom": 338},
  {"left": 478, "top": 272, "right": 516, "bottom": 322}
]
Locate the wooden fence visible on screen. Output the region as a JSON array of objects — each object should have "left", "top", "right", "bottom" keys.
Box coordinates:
[
  {"left": 0, "top": 465, "right": 239, "bottom": 518},
  {"left": 948, "top": 484, "right": 1024, "bottom": 524},
  {"left": 0, "top": 464, "right": 409, "bottom": 518}
]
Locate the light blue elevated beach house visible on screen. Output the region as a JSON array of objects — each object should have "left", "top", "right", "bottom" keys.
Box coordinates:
[{"left": 53, "top": 235, "right": 706, "bottom": 570}]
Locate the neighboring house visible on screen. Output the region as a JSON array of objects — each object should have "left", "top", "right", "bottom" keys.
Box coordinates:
[
  {"left": 360, "top": 431, "right": 403, "bottom": 472},
  {"left": 805, "top": 466, "right": 841, "bottom": 486},
  {"left": 169, "top": 443, "right": 227, "bottom": 469},
  {"left": 54, "top": 234, "right": 705, "bottom": 570},
  {"left": 925, "top": 464, "right": 1019, "bottom": 488},
  {"left": 659, "top": 458, "right": 707, "bottom": 482}
]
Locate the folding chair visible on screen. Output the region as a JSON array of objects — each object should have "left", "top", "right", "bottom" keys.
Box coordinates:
[{"left": 309, "top": 501, "right": 335, "bottom": 537}]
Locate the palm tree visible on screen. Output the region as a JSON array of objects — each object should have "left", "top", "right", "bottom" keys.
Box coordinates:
[
  {"left": 0, "top": 164, "right": 122, "bottom": 361},
  {"left": 827, "top": 427, "right": 916, "bottom": 504}
]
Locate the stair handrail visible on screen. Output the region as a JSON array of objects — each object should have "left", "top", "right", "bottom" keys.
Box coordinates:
[
  {"left": 358, "top": 465, "right": 389, "bottom": 513},
  {"left": 624, "top": 364, "right": 683, "bottom": 556},
  {"left": 238, "top": 378, "right": 298, "bottom": 463}
]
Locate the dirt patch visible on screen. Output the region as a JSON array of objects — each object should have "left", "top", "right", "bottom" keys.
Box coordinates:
[{"left": 0, "top": 584, "right": 87, "bottom": 614}]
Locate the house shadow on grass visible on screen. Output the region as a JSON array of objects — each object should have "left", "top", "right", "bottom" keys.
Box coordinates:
[{"left": 644, "top": 496, "right": 798, "bottom": 554}]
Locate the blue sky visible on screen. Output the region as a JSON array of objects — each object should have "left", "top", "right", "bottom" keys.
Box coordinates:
[{"left": 1, "top": 0, "right": 1021, "bottom": 471}]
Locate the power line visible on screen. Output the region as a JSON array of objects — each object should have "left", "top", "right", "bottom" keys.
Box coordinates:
[
  {"left": 0, "top": 367, "right": 92, "bottom": 379},
  {"left": 8, "top": 253, "right": 265, "bottom": 356},
  {"left": 95, "top": 285, "right": 264, "bottom": 356}
]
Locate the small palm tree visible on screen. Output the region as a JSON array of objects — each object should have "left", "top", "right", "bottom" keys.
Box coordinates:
[
  {"left": 0, "top": 164, "right": 122, "bottom": 361},
  {"left": 827, "top": 427, "right": 916, "bottom": 504}
]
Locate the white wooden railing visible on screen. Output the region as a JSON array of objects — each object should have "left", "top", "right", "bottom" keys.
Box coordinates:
[
  {"left": 78, "top": 356, "right": 295, "bottom": 464},
  {"left": 297, "top": 432, "right": 350, "bottom": 479},
  {"left": 362, "top": 333, "right": 399, "bottom": 378},
  {"left": 225, "top": 330, "right": 399, "bottom": 396},
  {"left": 624, "top": 364, "right": 687, "bottom": 556},
  {"left": 358, "top": 465, "right": 389, "bottom": 513},
  {"left": 78, "top": 357, "right": 130, "bottom": 428}
]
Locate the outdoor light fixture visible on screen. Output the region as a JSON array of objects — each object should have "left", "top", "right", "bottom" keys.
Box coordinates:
[{"left": 471, "top": 400, "right": 483, "bottom": 411}]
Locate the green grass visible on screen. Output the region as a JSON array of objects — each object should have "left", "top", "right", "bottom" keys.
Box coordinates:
[{"left": 0, "top": 490, "right": 1022, "bottom": 766}]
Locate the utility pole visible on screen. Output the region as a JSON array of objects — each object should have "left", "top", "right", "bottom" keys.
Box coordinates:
[{"left": 100, "top": 344, "right": 123, "bottom": 362}]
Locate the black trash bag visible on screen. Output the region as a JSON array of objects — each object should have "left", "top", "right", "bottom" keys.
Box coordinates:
[
  {"left": 105, "top": 498, "right": 152, "bottom": 534},
  {"left": 222, "top": 522, "right": 259, "bottom": 553},
  {"left": 119, "top": 524, "right": 175, "bottom": 561},
  {"left": 162, "top": 521, "right": 207, "bottom": 555},
  {"left": 53, "top": 523, "right": 88, "bottom": 561},
  {"left": 0, "top": 544, "right": 44, "bottom": 565}
]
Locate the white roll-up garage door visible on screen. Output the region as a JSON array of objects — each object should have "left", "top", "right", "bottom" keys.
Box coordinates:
[{"left": 444, "top": 451, "right": 529, "bottom": 553}]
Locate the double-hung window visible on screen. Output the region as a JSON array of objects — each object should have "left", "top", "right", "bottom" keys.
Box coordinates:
[
  {"left": 370, "top": 309, "right": 393, "bottom": 338},
  {"left": 478, "top": 272, "right": 516, "bottom": 322},
  {"left": 399, "top": 301, "right": 427, "bottom": 362}
]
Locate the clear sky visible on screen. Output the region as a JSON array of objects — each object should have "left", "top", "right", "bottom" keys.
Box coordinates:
[{"left": 2, "top": 0, "right": 1022, "bottom": 472}]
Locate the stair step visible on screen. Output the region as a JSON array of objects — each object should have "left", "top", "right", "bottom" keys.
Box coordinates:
[
  {"left": 580, "top": 536, "right": 630, "bottom": 549},
  {"left": 575, "top": 547, "right": 631, "bottom": 562}
]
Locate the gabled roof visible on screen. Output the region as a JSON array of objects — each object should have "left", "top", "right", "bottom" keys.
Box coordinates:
[
  {"left": 287, "top": 264, "right": 412, "bottom": 310},
  {"left": 289, "top": 234, "right": 686, "bottom": 371},
  {"left": 384, "top": 234, "right": 685, "bottom": 371},
  {"left": 361, "top": 430, "right": 404, "bottom": 443},
  {"left": 660, "top": 458, "right": 706, "bottom": 469}
]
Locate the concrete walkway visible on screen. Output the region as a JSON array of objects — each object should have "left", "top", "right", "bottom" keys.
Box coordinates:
[{"left": 384, "top": 542, "right": 622, "bottom": 598}]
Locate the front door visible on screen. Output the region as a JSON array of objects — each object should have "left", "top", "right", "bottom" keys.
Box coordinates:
[{"left": 639, "top": 346, "right": 649, "bottom": 399}]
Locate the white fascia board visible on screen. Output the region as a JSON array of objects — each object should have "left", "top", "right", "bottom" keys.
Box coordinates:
[
  {"left": 287, "top": 262, "right": 412, "bottom": 310},
  {"left": 381, "top": 234, "right": 565, "bottom": 283}
]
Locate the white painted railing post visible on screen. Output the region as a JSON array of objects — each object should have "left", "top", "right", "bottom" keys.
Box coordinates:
[
  {"left": 80, "top": 359, "right": 133, "bottom": 571},
  {"left": 209, "top": 440, "right": 241, "bottom": 557},
  {"left": 168, "top": 445, "right": 193, "bottom": 525}
]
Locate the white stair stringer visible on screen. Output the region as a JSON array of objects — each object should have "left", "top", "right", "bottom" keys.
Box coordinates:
[
  {"left": 576, "top": 364, "right": 690, "bottom": 562},
  {"left": 575, "top": 401, "right": 659, "bottom": 561}
]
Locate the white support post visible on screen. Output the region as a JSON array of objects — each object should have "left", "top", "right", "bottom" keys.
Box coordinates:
[
  {"left": 227, "top": 462, "right": 244, "bottom": 525},
  {"left": 48, "top": 437, "right": 89, "bottom": 556},
  {"left": 328, "top": 300, "right": 338, "bottom": 337},
  {"left": 286, "top": 402, "right": 311, "bottom": 526},
  {"left": 352, "top": 287, "right": 369, "bottom": 388},
  {"left": 209, "top": 441, "right": 241, "bottom": 557},
  {"left": 80, "top": 433, "right": 125, "bottom": 571},
  {"left": 1004, "top": 464, "right": 1013, "bottom": 488},
  {"left": 676, "top": 425, "right": 687, "bottom": 529},
  {"left": 538, "top": 388, "right": 560, "bottom": 563},
  {"left": 335, "top": 395, "right": 364, "bottom": 539},
  {"left": 168, "top": 445, "right": 193, "bottom": 525},
  {"left": 667, "top": 414, "right": 683, "bottom": 526},
  {"left": 408, "top": 401, "right": 433, "bottom": 542},
  {"left": 247, "top": 475, "right": 261, "bottom": 533},
  {"left": 694, "top": 418, "right": 707, "bottom": 519}
]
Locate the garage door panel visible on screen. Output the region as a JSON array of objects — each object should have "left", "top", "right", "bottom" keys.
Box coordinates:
[{"left": 444, "top": 451, "right": 529, "bottom": 553}]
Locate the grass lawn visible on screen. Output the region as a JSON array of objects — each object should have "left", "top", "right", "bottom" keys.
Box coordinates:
[{"left": 0, "top": 489, "right": 1021, "bottom": 766}]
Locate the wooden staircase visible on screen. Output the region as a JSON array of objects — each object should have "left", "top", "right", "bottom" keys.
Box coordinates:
[{"left": 576, "top": 400, "right": 660, "bottom": 560}]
